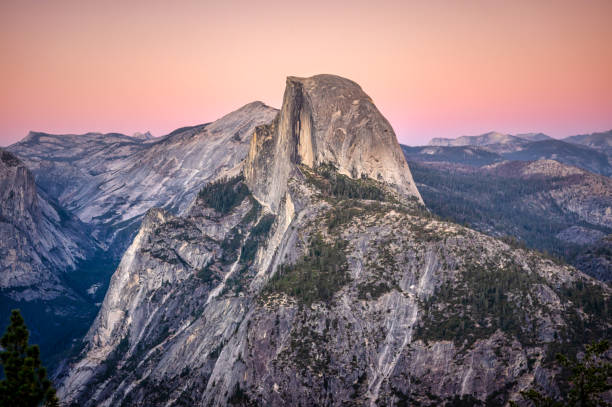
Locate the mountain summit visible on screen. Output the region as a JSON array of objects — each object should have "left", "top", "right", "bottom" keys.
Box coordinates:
[
  {"left": 245, "top": 74, "right": 422, "bottom": 211},
  {"left": 56, "top": 76, "right": 609, "bottom": 407}
]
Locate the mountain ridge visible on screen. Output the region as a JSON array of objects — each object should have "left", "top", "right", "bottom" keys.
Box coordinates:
[{"left": 8, "top": 101, "right": 279, "bottom": 255}]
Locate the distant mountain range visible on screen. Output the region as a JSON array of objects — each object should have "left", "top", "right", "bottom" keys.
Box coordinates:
[
  {"left": 404, "top": 130, "right": 612, "bottom": 176},
  {"left": 402, "top": 128, "right": 612, "bottom": 281},
  {"left": 429, "top": 131, "right": 552, "bottom": 153},
  {"left": 428, "top": 129, "right": 612, "bottom": 150},
  {"left": 563, "top": 129, "right": 612, "bottom": 155}
]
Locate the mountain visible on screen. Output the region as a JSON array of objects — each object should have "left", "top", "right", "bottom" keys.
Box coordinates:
[
  {"left": 404, "top": 155, "right": 612, "bottom": 281},
  {"left": 419, "top": 132, "right": 612, "bottom": 176},
  {"left": 58, "top": 75, "right": 610, "bottom": 406},
  {"left": 3, "top": 102, "right": 278, "bottom": 367},
  {"left": 503, "top": 139, "right": 612, "bottom": 176},
  {"left": 401, "top": 145, "right": 503, "bottom": 167},
  {"left": 428, "top": 131, "right": 554, "bottom": 155},
  {"left": 8, "top": 102, "right": 278, "bottom": 256},
  {"left": 429, "top": 131, "right": 553, "bottom": 147},
  {"left": 563, "top": 129, "right": 612, "bottom": 156},
  {"left": 0, "top": 148, "right": 97, "bottom": 299},
  {"left": 515, "top": 132, "right": 552, "bottom": 142},
  {"left": 131, "top": 131, "right": 156, "bottom": 141},
  {"left": 429, "top": 131, "right": 522, "bottom": 147},
  {"left": 0, "top": 148, "right": 104, "bottom": 361},
  {"left": 244, "top": 75, "right": 422, "bottom": 210},
  {"left": 429, "top": 131, "right": 529, "bottom": 154}
]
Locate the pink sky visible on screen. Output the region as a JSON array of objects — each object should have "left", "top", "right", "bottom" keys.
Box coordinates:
[{"left": 1, "top": 0, "right": 611, "bottom": 146}]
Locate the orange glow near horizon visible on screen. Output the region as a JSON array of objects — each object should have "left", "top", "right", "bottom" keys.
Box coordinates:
[{"left": 1, "top": 0, "right": 611, "bottom": 146}]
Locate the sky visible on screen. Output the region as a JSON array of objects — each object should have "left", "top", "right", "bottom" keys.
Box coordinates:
[{"left": 1, "top": 0, "right": 611, "bottom": 146}]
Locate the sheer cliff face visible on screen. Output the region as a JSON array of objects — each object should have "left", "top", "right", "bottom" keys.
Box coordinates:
[
  {"left": 59, "top": 76, "right": 609, "bottom": 406},
  {"left": 0, "top": 149, "right": 95, "bottom": 300},
  {"left": 245, "top": 75, "right": 422, "bottom": 211}
]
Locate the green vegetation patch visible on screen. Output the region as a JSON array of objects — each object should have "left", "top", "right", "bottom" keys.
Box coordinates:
[
  {"left": 357, "top": 281, "right": 393, "bottom": 300},
  {"left": 198, "top": 175, "right": 249, "bottom": 214},
  {"left": 415, "top": 260, "right": 546, "bottom": 347},
  {"left": 304, "top": 163, "right": 389, "bottom": 202},
  {"left": 416, "top": 257, "right": 611, "bottom": 353},
  {"left": 556, "top": 280, "right": 611, "bottom": 355},
  {"left": 240, "top": 214, "right": 276, "bottom": 265},
  {"left": 196, "top": 264, "right": 220, "bottom": 283},
  {"left": 265, "top": 233, "right": 350, "bottom": 305}
]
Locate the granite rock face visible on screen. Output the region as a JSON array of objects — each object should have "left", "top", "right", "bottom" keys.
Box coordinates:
[
  {"left": 3, "top": 102, "right": 277, "bottom": 366},
  {"left": 0, "top": 148, "right": 96, "bottom": 301},
  {"left": 59, "top": 75, "right": 610, "bottom": 407},
  {"left": 58, "top": 168, "right": 609, "bottom": 407},
  {"left": 245, "top": 75, "right": 422, "bottom": 211},
  {"left": 8, "top": 102, "right": 278, "bottom": 256}
]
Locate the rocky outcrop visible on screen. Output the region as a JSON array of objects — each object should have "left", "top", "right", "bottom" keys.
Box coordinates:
[
  {"left": 59, "top": 76, "right": 610, "bottom": 406},
  {"left": 245, "top": 75, "right": 422, "bottom": 211}
]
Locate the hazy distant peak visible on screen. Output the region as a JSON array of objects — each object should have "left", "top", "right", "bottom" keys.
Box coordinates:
[
  {"left": 514, "top": 132, "right": 551, "bottom": 142},
  {"left": 429, "top": 131, "right": 552, "bottom": 147},
  {"left": 563, "top": 129, "right": 612, "bottom": 149},
  {"left": 429, "top": 131, "right": 521, "bottom": 147},
  {"left": 131, "top": 131, "right": 155, "bottom": 141}
]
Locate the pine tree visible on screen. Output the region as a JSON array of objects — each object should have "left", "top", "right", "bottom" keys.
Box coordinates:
[
  {"left": 516, "top": 340, "right": 612, "bottom": 407},
  {"left": 0, "top": 309, "right": 59, "bottom": 407}
]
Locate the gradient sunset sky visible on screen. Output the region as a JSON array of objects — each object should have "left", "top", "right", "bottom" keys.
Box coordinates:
[{"left": 1, "top": 0, "right": 611, "bottom": 146}]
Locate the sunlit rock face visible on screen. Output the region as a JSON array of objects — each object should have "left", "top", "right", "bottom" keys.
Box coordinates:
[
  {"left": 245, "top": 74, "right": 422, "bottom": 211},
  {"left": 8, "top": 102, "right": 278, "bottom": 256},
  {"left": 2, "top": 102, "right": 279, "bottom": 367}
]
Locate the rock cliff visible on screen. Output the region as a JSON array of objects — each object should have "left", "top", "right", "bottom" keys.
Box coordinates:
[
  {"left": 58, "top": 76, "right": 610, "bottom": 406},
  {"left": 245, "top": 75, "right": 422, "bottom": 211},
  {"left": 3, "top": 102, "right": 277, "bottom": 366},
  {"left": 0, "top": 148, "right": 103, "bottom": 364},
  {"left": 0, "top": 148, "right": 95, "bottom": 300}
]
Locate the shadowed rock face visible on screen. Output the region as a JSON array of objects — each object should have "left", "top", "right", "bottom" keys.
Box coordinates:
[
  {"left": 0, "top": 148, "right": 96, "bottom": 299},
  {"left": 245, "top": 74, "right": 422, "bottom": 211}
]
